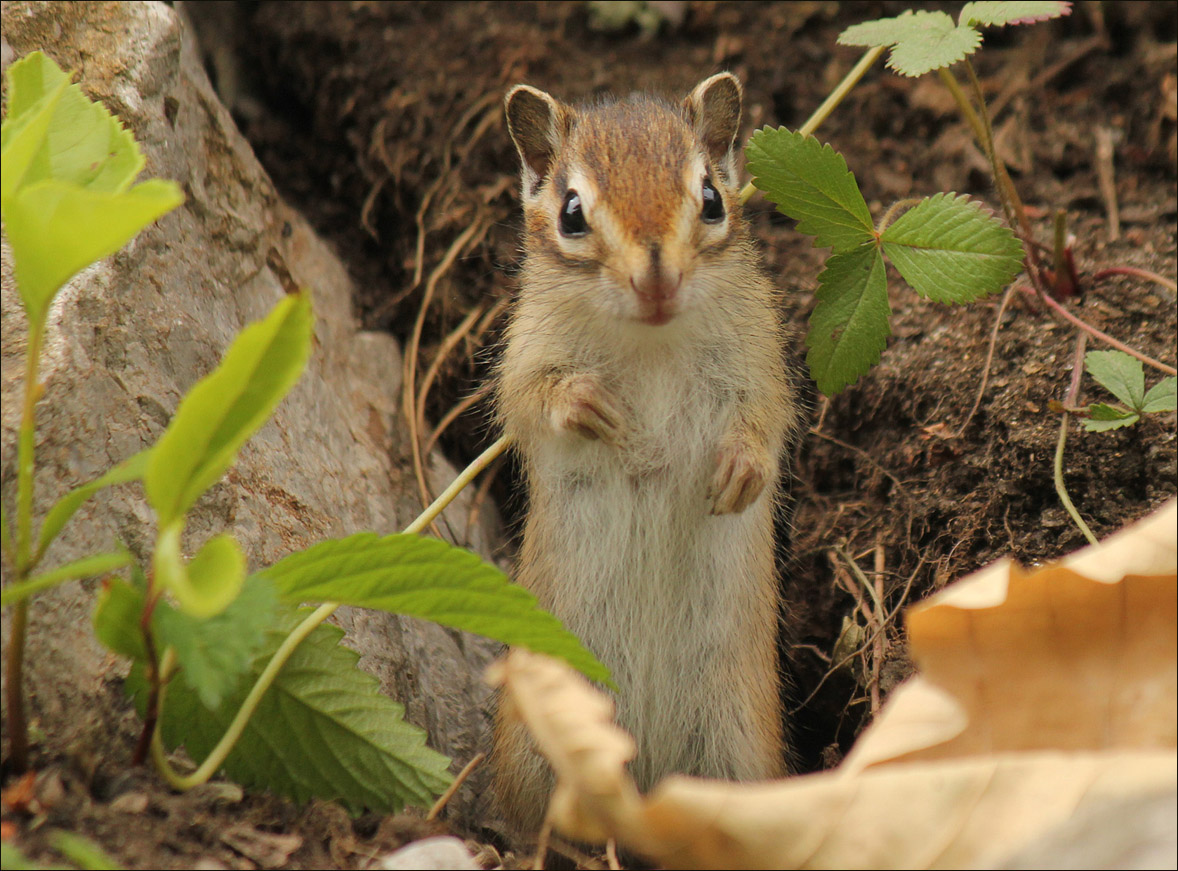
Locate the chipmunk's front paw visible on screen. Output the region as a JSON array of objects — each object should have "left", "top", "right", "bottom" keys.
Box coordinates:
[
  {"left": 549, "top": 375, "right": 627, "bottom": 446},
  {"left": 708, "top": 441, "right": 772, "bottom": 514}
]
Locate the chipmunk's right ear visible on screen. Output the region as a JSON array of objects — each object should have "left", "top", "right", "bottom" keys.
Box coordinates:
[{"left": 505, "top": 85, "right": 569, "bottom": 196}]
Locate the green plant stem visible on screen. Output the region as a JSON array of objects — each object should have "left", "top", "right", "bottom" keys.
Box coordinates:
[
  {"left": 1054, "top": 416, "right": 1098, "bottom": 547},
  {"left": 4, "top": 600, "right": 31, "bottom": 771},
  {"left": 1055, "top": 335, "right": 1098, "bottom": 546},
  {"left": 149, "top": 434, "right": 512, "bottom": 790},
  {"left": 961, "top": 59, "right": 1042, "bottom": 281},
  {"left": 1037, "top": 289, "right": 1177, "bottom": 376},
  {"left": 875, "top": 197, "right": 924, "bottom": 235},
  {"left": 5, "top": 322, "right": 45, "bottom": 772},
  {"left": 739, "top": 45, "right": 885, "bottom": 206},
  {"left": 936, "top": 67, "right": 987, "bottom": 149},
  {"left": 15, "top": 325, "right": 44, "bottom": 569}
]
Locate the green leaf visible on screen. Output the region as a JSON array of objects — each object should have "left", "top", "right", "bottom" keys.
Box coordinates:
[
  {"left": 959, "top": 1, "right": 1073, "bottom": 28},
  {"left": 93, "top": 576, "right": 148, "bottom": 661},
  {"left": 48, "top": 830, "right": 124, "bottom": 871},
  {"left": 1, "top": 61, "right": 72, "bottom": 203},
  {"left": 153, "top": 527, "right": 246, "bottom": 619},
  {"left": 745, "top": 127, "right": 874, "bottom": 253},
  {"left": 6, "top": 51, "right": 144, "bottom": 194},
  {"left": 1, "top": 550, "right": 132, "bottom": 607},
  {"left": 1085, "top": 350, "right": 1145, "bottom": 411},
  {"left": 37, "top": 449, "right": 149, "bottom": 562},
  {"left": 146, "top": 608, "right": 453, "bottom": 814},
  {"left": 1083, "top": 403, "right": 1139, "bottom": 432},
  {"left": 154, "top": 575, "right": 278, "bottom": 709},
  {"left": 259, "top": 533, "right": 614, "bottom": 688},
  {"left": 145, "top": 291, "right": 314, "bottom": 528},
  {"left": 1, "top": 51, "right": 183, "bottom": 327},
  {"left": 0, "top": 841, "right": 41, "bottom": 871},
  {"left": 804, "top": 243, "right": 891, "bottom": 396},
  {"left": 838, "top": 10, "right": 983, "bottom": 77},
  {"left": 881, "top": 193, "right": 1023, "bottom": 303},
  {"left": 4, "top": 180, "right": 183, "bottom": 326},
  {"left": 1142, "top": 377, "right": 1177, "bottom": 414}
]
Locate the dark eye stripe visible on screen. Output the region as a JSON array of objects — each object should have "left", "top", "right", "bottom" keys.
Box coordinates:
[{"left": 559, "top": 190, "right": 590, "bottom": 236}]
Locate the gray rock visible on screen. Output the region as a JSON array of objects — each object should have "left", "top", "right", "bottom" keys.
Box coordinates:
[{"left": 0, "top": 0, "right": 500, "bottom": 827}]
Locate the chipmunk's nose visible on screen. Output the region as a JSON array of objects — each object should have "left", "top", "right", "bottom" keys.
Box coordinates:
[
  {"left": 631, "top": 244, "right": 681, "bottom": 300},
  {"left": 630, "top": 245, "right": 683, "bottom": 325}
]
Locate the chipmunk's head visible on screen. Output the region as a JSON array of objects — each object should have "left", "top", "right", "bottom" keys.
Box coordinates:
[{"left": 506, "top": 74, "right": 746, "bottom": 328}]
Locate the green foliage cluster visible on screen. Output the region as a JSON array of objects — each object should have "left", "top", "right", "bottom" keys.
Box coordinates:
[
  {"left": 746, "top": 131, "right": 1022, "bottom": 395},
  {"left": 1, "top": 51, "right": 607, "bottom": 815},
  {"left": 839, "top": 1, "right": 1072, "bottom": 77},
  {"left": 1083, "top": 351, "right": 1177, "bottom": 432},
  {"left": 743, "top": 3, "right": 1078, "bottom": 395}
]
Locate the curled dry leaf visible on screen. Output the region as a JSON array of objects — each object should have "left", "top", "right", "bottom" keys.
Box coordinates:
[
  {"left": 486, "top": 651, "right": 642, "bottom": 843},
  {"left": 491, "top": 499, "right": 1177, "bottom": 869}
]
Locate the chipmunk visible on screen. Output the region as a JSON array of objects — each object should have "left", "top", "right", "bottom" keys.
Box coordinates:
[{"left": 493, "top": 73, "right": 801, "bottom": 833}]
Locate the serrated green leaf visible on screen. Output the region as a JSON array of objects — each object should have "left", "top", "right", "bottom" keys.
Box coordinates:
[
  {"left": 0, "top": 550, "right": 132, "bottom": 607},
  {"left": 881, "top": 193, "right": 1023, "bottom": 303},
  {"left": 6, "top": 51, "right": 144, "bottom": 194},
  {"left": 745, "top": 127, "right": 873, "bottom": 253},
  {"left": 959, "top": 1, "right": 1072, "bottom": 28},
  {"left": 148, "top": 608, "right": 452, "bottom": 813},
  {"left": 153, "top": 575, "right": 278, "bottom": 709},
  {"left": 805, "top": 243, "right": 891, "bottom": 396},
  {"left": 153, "top": 527, "right": 246, "bottom": 619},
  {"left": 3, "top": 179, "right": 183, "bottom": 327},
  {"left": 1083, "top": 403, "right": 1140, "bottom": 432},
  {"left": 37, "top": 449, "right": 149, "bottom": 562},
  {"left": 1, "top": 51, "right": 183, "bottom": 326},
  {"left": 93, "top": 577, "right": 148, "bottom": 661},
  {"left": 1085, "top": 350, "right": 1145, "bottom": 411},
  {"left": 838, "top": 10, "right": 983, "bottom": 77},
  {"left": 258, "top": 533, "right": 614, "bottom": 688},
  {"left": 145, "top": 291, "right": 314, "bottom": 528},
  {"left": 1142, "top": 377, "right": 1176, "bottom": 414}
]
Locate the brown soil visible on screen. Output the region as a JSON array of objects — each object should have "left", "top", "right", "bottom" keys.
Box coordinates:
[{"left": 6, "top": 1, "right": 1176, "bottom": 868}]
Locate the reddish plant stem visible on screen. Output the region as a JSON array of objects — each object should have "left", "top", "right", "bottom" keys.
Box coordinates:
[
  {"left": 132, "top": 584, "right": 163, "bottom": 766},
  {"left": 1092, "top": 266, "right": 1178, "bottom": 294},
  {"left": 1038, "top": 290, "right": 1177, "bottom": 376}
]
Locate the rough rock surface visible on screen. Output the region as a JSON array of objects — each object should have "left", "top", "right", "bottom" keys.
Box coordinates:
[{"left": 0, "top": 0, "right": 499, "bottom": 827}]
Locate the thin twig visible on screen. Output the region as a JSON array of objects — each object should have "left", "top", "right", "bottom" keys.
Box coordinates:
[
  {"left": 954, "top": 286, "right": 1014, "bottom": 438},
  {"left": 810, "top": 428, "right": 909, "bottom": 502},
  {"left": 871, "top": 543, "right": 886, "bottom": 715},
  {"left": 1094, "top": 127, "right": 1120, "bottom": 242},
  {"left": 416, "top": 301, "right": 488, "bottom": 441},
  {"left": 424, "top": 382, "right": 495, "bottom": 459},
  {"left": 532, "top": 818, "right": 552, "bottom": 871},
  {"left": 403, "top": 213, "right": 489, "bottom": 518},
  {"left": 606, "top": 839, "right": 621, "bottom": 871},
  {"left": 427, "top": 752, "right": 486, "bottom": 820}
]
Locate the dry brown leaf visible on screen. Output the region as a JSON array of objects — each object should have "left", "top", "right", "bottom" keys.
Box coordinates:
[
  {"left": 492, "top": 499, "right": 1178, "bottom": 868},
  {"left": 486, "top": 651, "right": 642, "bottom": 843}
]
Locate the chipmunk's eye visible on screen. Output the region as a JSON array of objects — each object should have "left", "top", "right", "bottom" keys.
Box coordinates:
[
  {"left": 701, "top": 178, "right": 725, "bottom": 223},
  {"left": 559, "top": 190, "right": 589, "bottom": 237}
]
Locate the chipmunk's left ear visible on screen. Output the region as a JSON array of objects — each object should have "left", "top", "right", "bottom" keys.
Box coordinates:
[{"left": 684, "top": 72, "right": 743, "bottom": 179}]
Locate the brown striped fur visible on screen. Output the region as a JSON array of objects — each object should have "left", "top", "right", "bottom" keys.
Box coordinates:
[{"left": 493, "top": 74, "right": 800, "bottom": 836}]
